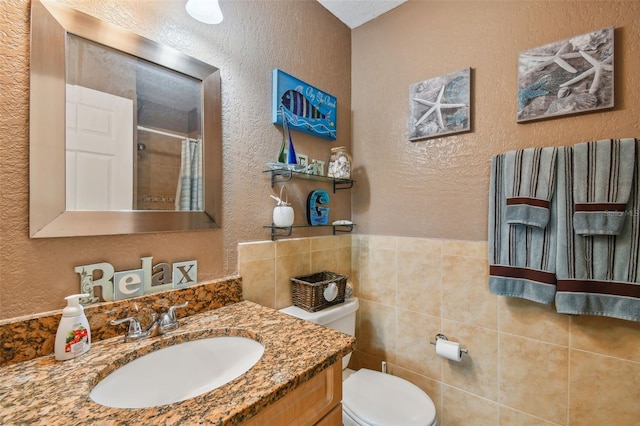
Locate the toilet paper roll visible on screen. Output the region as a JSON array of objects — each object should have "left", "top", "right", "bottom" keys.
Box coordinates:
[{"left": 435, "top": 338, "right": 462, "bottom": 362}]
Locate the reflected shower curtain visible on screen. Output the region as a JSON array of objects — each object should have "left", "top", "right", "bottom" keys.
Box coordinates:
[{"left": 175, "top": 138, "right": 203, "bottom": 211}]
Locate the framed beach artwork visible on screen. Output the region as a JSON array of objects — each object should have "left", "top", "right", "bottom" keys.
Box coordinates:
[
  {"left": 272, "top": 69, "right": 337, "bottom": 140},
  {"left": 408, "top": 67, "right": 471, "bottom": 141},
  {"left": 517, "top": 26, "right": 614, "bottom": 122}
]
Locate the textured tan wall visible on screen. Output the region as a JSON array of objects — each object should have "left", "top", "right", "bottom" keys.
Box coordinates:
[
  {"left": 351, "top": 0, "right": 640, "bottom": 240},
  {"left": 0, "top": 0, "right": 351, "bottom": 319}
]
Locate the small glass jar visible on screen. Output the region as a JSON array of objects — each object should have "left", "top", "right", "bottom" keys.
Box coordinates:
[{"left": 327, "top": 146, "right": 352, "bottom": 179}]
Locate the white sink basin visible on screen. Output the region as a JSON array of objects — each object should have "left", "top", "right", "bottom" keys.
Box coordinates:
[{"left": 90, "top": 336, "right": 264, "bottom": 408}]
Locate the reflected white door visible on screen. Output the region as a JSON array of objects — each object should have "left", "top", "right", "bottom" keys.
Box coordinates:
[{"left": 66, "top": 84, "right": 133, "bottom": 210}]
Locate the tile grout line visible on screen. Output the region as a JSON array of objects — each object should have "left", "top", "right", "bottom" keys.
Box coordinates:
[
  {"left": 567, "top": 316, "right": 572, "bottom": 425},
  {"left": 496, "top": 273, "right": 502, "bottom": 423},
  {"left": 439, "top": 240, "right": 445, "bottom": 413},
  {"left": 273, "top": 242, "right": 279, "bottom": 309},
  {"left": 394, "top": 238, "right": 398, "bottom": 372}
]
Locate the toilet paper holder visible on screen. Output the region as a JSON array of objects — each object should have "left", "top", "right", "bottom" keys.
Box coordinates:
[{"left": 429, "top": 333, "right": 468, "bottom": 355}]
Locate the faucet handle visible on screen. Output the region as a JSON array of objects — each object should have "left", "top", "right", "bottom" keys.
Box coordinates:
[
  {"left": 165, "top": 301, "right": 189, "bottom": 322},
  {"left": 110, "top": 316, "right": 145, "bottom": 341},
  {"left": 159, "top": 301, "right": 188, "bottom": 332}
]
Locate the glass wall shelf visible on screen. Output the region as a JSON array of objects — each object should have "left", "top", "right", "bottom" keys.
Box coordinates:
[
  {"left": 263, "top": 223, "right": 355, "bottom": 240},
  {"left": 263, "top": 169, "right": 354, "bottom": 192}
]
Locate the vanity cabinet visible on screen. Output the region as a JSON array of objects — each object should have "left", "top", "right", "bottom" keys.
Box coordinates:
[
  {"left": 264, "top": 169, "right": 355, "bottom": 240},
  {"left": 243, "top": 360, "right": 342, "bottom": 426}
]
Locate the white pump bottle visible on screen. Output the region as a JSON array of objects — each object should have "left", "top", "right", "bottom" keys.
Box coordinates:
[{"left": 54, "top": 294, "right": 91, "bottom": 361}]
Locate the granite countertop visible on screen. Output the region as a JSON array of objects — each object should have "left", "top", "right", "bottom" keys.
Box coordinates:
[{"left": 0, "top": 300, "right": 356, "bottom": 425}]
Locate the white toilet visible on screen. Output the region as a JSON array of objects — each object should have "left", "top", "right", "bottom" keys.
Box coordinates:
[{"left": 280, "top": 298, "right": 438, "bottom": 426}]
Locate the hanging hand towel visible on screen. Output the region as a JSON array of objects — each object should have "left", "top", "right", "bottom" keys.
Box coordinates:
[
  {"left": 556, "top": 142, "right": 640, "bottom": 322},
  {"left": 572, "top": 138, "right": 636, "bottom": 235},
  {"left": 504, "top": 147, "right": 558, "bottom": 228},
  {"left": 488, "top": 153, "right": 557, "bottom": 304}
]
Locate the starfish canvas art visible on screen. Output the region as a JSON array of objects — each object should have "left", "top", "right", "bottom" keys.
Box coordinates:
[
  {"left": 517, "top": 27, "right": 614, "bottom": 122},
  {"left": 408, "top": 67, "right": 471, "bottom": 141}
]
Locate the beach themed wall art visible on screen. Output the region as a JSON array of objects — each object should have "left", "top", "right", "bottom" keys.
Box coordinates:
[
  {"left": 517, "top": 26, "right": 614, "bottom": 122},
  {"left": 408, "top": 67, "right": 471, "bottom": 141},
  {"left": 272, "top": 69, "right": 337, "bottom": 140}
]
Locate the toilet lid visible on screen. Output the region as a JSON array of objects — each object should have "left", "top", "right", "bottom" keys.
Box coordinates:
[{"left": 343, "top": 369, "right": 437, "bottom": 426}]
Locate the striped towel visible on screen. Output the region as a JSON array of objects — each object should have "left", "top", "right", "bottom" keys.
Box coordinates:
[
  {"left": 489, "top": 153, "right": 557, "bottom": 304},
  {"left": 572, "top": 138, "right": 636, "bottom": 235},
  {"left": 504, "top": 147, "right": 558, "bottom": 229},
  {"left": 556, "top": 142, "right": 640, "bottom": 322}
]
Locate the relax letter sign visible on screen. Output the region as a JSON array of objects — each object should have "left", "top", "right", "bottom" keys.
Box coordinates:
[{"left": 74, "top": 257, "right": 197, "bottom": 305}]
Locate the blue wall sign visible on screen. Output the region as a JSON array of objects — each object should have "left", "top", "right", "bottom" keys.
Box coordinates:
[{"left": 272, "top": 69, "right": 337, "bottom": 140}]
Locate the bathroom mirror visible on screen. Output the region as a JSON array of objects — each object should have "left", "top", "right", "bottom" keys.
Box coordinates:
[{"left": 29, "top": 0, "right": 222, "bottom": 238}]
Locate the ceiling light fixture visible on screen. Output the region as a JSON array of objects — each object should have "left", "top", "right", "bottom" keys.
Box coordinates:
[{"left": 185, "top": 0, "right": 223, "bottom": 25}]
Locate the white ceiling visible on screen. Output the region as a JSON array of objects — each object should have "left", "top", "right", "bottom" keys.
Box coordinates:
[{"left": 317, "top": 0, "right": 407, "bottom": 29}]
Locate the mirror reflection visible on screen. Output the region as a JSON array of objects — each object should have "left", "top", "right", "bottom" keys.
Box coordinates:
[{"left": 65, "top": 35, "right": 203, "bottom": 211}]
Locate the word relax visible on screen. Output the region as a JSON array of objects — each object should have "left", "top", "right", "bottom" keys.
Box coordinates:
[{"left": 74, "top": 257, "right": 198, "bottom": 305}]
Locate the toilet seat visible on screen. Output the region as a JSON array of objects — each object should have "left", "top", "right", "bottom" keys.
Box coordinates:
[{"left": 342, "top": 369, "right": 437, "bottom": 426}]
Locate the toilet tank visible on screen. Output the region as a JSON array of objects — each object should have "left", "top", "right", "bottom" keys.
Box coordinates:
[{"left": 280, "top": 298, "right": 359, "bottom": 369}]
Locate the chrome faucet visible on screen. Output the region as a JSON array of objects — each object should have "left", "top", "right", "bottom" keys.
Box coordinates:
[{"left": 111, "top": 301, "right": 188, "bottom": 342}]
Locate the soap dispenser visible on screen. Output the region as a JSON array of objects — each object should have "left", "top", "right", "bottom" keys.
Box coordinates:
[{"left": 55, "top": 294, "right": 91, "bottom": 361}]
